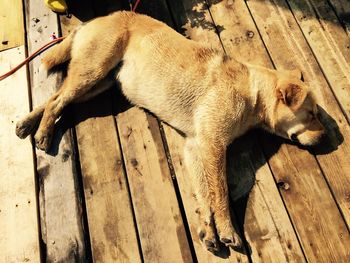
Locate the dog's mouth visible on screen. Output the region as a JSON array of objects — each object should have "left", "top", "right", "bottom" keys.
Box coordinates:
[{"left": 290, "top": 131, "right": 325, "bottom": 146}]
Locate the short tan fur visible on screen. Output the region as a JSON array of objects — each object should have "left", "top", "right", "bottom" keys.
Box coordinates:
[{"left": 16, "top": 11, "right": 324, "bottom": 253}]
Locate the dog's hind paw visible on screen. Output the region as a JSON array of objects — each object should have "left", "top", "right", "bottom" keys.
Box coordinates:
[
  {"left": 34, "top": 132, "right": 52, "bottom": 152},
  {"left": 16, "top": 119, "right": 38, "bottom": 139}
]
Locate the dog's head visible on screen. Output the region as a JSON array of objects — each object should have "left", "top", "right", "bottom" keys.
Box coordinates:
[{"left": 268, "top": 70, "right": 325, "bottom": 145}]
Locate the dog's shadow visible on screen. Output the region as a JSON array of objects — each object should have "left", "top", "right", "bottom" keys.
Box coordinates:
[
  {"left": 34, "top": 0, "right": 345, "bottom": 259},
  {"left": 44, "top": 82, "right": 131, "bottom": 156},
  {"left": 222, "top": 104, "right": 343, "bottom": 257},
  {"left": 46, "top": 82, "right": 343, "bottom": 258}
]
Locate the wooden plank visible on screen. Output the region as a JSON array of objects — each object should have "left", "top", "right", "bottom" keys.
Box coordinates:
[
  {"left": 117, "top": 108, "right": 193, "bottom": 263},
  {"left": 0, "top": 46, "right": 41, "bottom": 263},
  {"left": 165, "top": 125, "right": 306, "bottom": 262},
  {"left": 228, "top": 134, "right": 306, "bottom": 262},
  {"left": 165, "top": 0, "right": 305, "bottom": 261},
  {"left": 287, "top": 0, "right": 350, "bottom": 121},
  {"left": 126, "top": 1, "right": 247, "bottom": 260},
  {"left": 24, "top": 0, "right": 87, "bottom": 261},
  {"left": 131, "top": 1, "right": 247, "bottom": 260},
  {"left": 75, "top": 92, "right": 141, "bottom": 263},
  {"left": 0, "top": 0, "right": 24, "bottom": 51},
  {"left": 262, "top": 134, "right": 350, "bottom": 261},
  {"left": 142, "top": 0, "right": 248, "bottom": 260},
  {"left": 60, "top": 1, "right": 141, "bottom": 262},
  {"left": 285, "top": 0, "right": 350, "bottom": 229},
  {"left": 211, "top": 0, "right": 350, "bottom": 261},
  {"left": 247, "top": 0, "right": 350, "bottom": 224},
  {"left": 328, "top": 0, "right": 350, "bottom": 37},
  {"left": 163, "top": 125, "right": 249, "bottom": 262},
  {"left": 166, "top": 0, "right": 222, "bottom": 45}
]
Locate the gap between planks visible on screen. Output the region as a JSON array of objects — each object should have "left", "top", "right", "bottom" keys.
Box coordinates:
[
  {"left": 24, "top": 0, "right": 87, "bottom": 261},
  {"left": 0, "top": 46, "right": 41, "bottom": 263},
  {"left": 165, "top": 0, "right": 306, "bottom": 262}
]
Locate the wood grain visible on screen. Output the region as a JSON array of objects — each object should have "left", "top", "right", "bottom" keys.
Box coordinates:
[
  {"left": 0, "top": 0, "right": 24, "bottom": 51},
  {"left": 117, "top": 108, "right": 193, "bottom": 263},
  {"left": 60, "top": 1, "right": 141, "bottom": 262},
  {"left": 25, "top": 0, "right": 86, "bottom": 261},
  {"left": 165, "top": 0, "right": 305, "bottom": 261},
  {"left": 287, "top": 0, "right": 350, "bottom": 121},
  {"left": 164, "top": 125, "right": 250, "bottom": 262},
  {"left": 128, "top": 1, "right": 250, "bottom": 260},
  {"left": 328, "top": 0, "right": 350, "bottom": 37},
  {"left": 0, "top": 46, "right": 41, "bottom": 263},
  {"left": 223, "top": 0, "right": 350, "bottom": 261},
  {"left": 75, "top": 93, "right": 141, "bottom": 263}
]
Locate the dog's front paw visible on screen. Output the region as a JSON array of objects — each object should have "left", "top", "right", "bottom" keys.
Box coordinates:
[
  {"left": 216, "top": 218, "right": 243, "bottom": 250},
  {"left": 196, "top": 208, "right": 219, "bottom": 253},
  {"left": 220, "top": 231, "right": 243, "bottom": 250},
  {"left": 34, "top": 131, "right": 53, "bottom": 152},
  {"left": 198, "top": 224, "right": 219, "bottom": 253}
]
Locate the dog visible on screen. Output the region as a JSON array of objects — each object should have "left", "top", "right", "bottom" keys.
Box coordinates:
[{"left": 15, "top": 11, "right": 325, "bottom": 253}]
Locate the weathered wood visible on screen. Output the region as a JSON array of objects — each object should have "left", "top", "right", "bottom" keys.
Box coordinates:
[
  {"left": 163, "top": 125, "right": 250, "bottom": 262},
  {"left": 148, "top": 0, "right": 248, "bottom": 260},
  {"left": 287, "top": 0, "right": 350, "bottom": 121},
  {"left": 60, "top": 1, "right": 141, "bottom": 262},
  {"left": 0, "top": 0, "right": 24, "bottom": 51},
  {"left": 228, "top": 134, "right": 306, "bottom": 263},
  {"left": 219, "top": 0, "right": 350, "bottom": 261},
  {"left": 117, "top": 108, "right": 193, "bottom": 263},
  {"left": 130, "top": 1, "right": 248, "bottom": 260},
  {"left": 60, "top": 0, "right": 95, "bottom": 36},
  {"left": 328, "top": 0, "right": 350, "bottom": 37},
  {"left": 166, "top": 0, "right": 305, "bottom": 261},
  {"left": 75, "top": 92, "right": 141, "bottom": 263},
  {"left": 0, "top": 46, "right": 41, "bottom": 263},
  {"left": 134, "top": 1, "right": 247, "bottom": 260},
  {"left": 25, "top": 0, "right": 86, "bottom": 261},
  {"left": 285, "top": 0, "right": 350, "bottom": 228},
  {"left": 262, "top": 134, "right": 350, "bottom": 261},
  {"left": 166, "top": 0, "right": 221, "bottom": 45}
]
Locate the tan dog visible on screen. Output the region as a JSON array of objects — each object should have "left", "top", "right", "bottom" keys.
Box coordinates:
[{"left": 16, "top": 11, "right": 324, "bottom": 253}]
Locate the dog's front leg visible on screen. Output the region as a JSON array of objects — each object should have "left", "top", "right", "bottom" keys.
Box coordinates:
[
  {"left": 184, "top": 137, "right": 242, "bottom": 252},
  {"left": 184, "top": 138, "right": 218, "bottom": 252},
  {"left": 203, "top": 142, "right": 242, "bottom": 249}
]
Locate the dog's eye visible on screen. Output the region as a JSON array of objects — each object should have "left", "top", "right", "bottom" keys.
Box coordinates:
[{"left": 308, "top": 111, "right": 315, "bottom": 120}]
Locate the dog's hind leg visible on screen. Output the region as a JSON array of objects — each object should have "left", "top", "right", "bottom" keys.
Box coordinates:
[
  {"left": 16, "top": 77, "right": 114, "bottom": 140},
  {"left": 34, "top": 58, "right": 120, "bottom": 151},
  {"left": 16, "top": 105, "right": 45, "bottom": 139}
]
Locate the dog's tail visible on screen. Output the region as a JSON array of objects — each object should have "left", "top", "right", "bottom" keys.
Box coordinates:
[{"left": 41, "top": 31, "right": 75, "bottom": 71}]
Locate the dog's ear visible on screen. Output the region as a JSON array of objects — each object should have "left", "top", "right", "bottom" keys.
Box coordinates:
[
  {"left": 283, "top": 68, "right": 303, "bottom": 80},
  {"left": 276, "top": 83, "right": 307, "bottom": 111}
]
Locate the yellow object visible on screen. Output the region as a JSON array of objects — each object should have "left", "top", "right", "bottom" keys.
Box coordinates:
[{"left": 44, "top": 0, "right": 67, "bottom": 13}]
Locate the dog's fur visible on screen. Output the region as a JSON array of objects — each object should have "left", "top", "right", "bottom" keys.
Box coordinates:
[{"left": 16, "top": 11, "right": 324, "bottom": 252}]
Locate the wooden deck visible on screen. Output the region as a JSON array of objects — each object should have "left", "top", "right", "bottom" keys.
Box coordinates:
[{"left": 1, "top": 0, "right": 350, "bottom": 262}]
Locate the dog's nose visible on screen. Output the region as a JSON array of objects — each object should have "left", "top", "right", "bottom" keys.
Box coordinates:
[{"left": 290, "top": 133, "right": 299, "bottom": 143}]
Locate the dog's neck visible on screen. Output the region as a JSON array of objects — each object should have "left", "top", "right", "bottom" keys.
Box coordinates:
[{"left": 246, "top": 64, "right": 278, "bottom": 132}]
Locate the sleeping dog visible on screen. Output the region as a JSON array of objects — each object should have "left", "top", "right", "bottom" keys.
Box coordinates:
[{"left": 16, "top": 11, "right": 324, "bottom": 252}]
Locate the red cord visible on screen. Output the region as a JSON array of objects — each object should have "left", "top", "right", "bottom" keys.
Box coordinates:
[
  {"left": 0, "top": 36, "right": 65, "bottom": 81},
  {"left": 0, "top": 2, "right": 142, "bottom": 82},
  {"left": 132, "top": 0, "right": 141, "bottom": 12}
]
